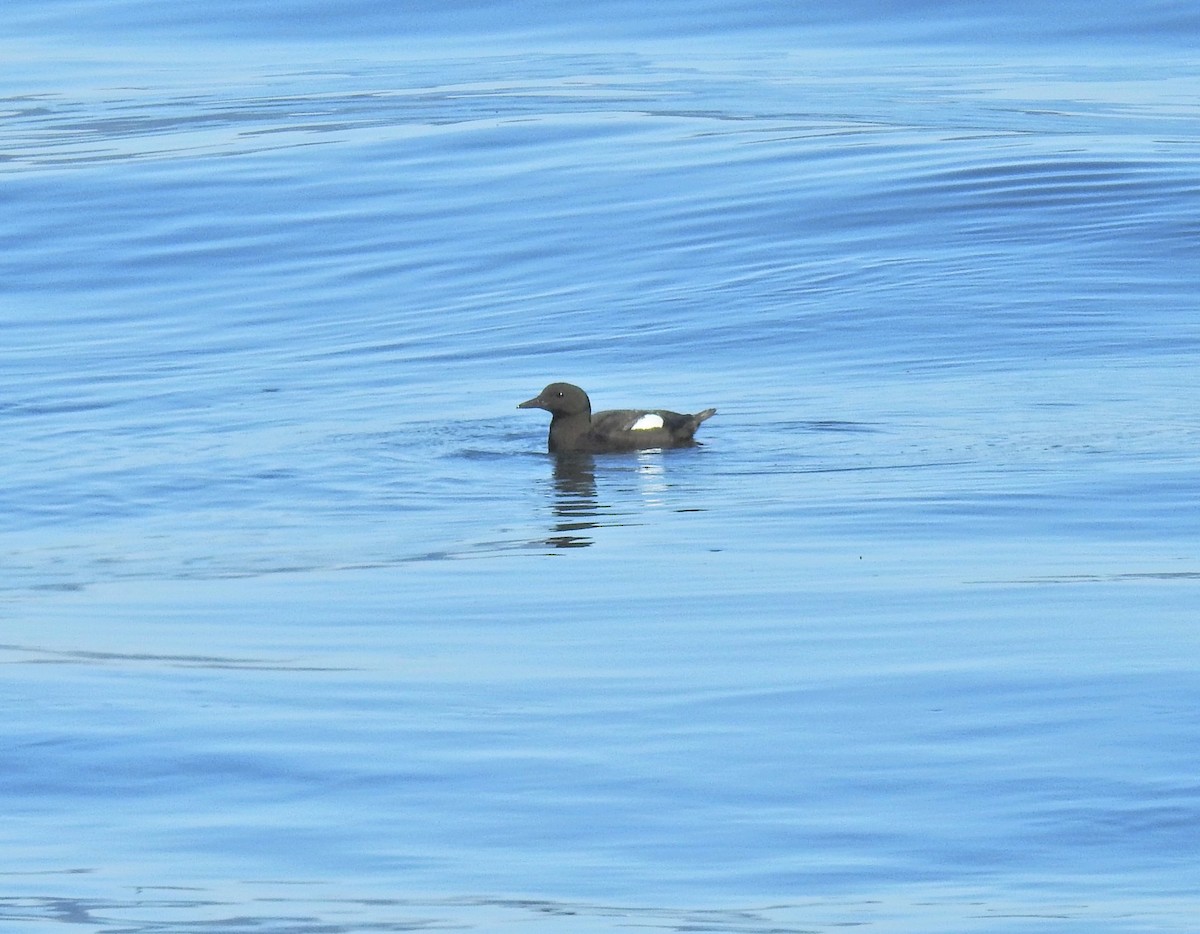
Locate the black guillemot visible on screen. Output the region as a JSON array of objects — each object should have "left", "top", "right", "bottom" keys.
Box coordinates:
[{"left": 518, "top": 382, "right": 716, "bottom": 454}]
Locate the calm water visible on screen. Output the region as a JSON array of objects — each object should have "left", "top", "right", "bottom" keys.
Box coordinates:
[{"left": 2, "top": 2, "right": 1199, "bottom": 931}]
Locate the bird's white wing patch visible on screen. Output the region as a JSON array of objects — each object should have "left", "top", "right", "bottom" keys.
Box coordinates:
[{"left": 631, "top": 413, "right": 665, "bottom": 431}]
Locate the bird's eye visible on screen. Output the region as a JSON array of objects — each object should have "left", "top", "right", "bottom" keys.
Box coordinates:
[{"left": 555, "top": 391, "right": 564, "bottom": 398}]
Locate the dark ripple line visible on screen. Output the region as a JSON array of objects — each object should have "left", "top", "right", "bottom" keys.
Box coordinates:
[{"left": 0, "top": 643, "right": 350, "bottom": 671}]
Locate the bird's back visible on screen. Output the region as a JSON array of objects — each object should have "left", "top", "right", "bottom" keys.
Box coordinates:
[{"left": 586, "top": 406, "right": 715, "bottom": 451}]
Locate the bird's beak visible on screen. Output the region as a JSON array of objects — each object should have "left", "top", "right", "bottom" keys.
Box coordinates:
[{"left": 517, "top": 394, "right": 545, "bottom": 410}]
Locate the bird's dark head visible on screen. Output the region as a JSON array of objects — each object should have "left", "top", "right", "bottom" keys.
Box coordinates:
[{"left": 517, "top": 382, "right": 591, "bottom": 417}]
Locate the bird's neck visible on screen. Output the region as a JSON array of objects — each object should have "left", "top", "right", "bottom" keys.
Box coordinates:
[{"left": 547, "top": 410, "right": 592, "bottom": 453}]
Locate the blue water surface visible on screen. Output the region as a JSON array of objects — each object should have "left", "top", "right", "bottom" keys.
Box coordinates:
[{"left": 2, "top": 1, "right": 1199, "bottom": 931}]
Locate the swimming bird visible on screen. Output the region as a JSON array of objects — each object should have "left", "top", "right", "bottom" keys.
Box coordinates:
[{"left": 518, "top": 382, "right": 716, "bottom": 454}]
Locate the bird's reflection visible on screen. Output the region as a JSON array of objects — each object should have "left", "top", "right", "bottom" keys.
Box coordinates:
[
  {"left": 531, "top": 449, "right": 707, "bottom": 550},
  {"left": 545, "top": 453, "right": 599, "bottom": 548}
]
